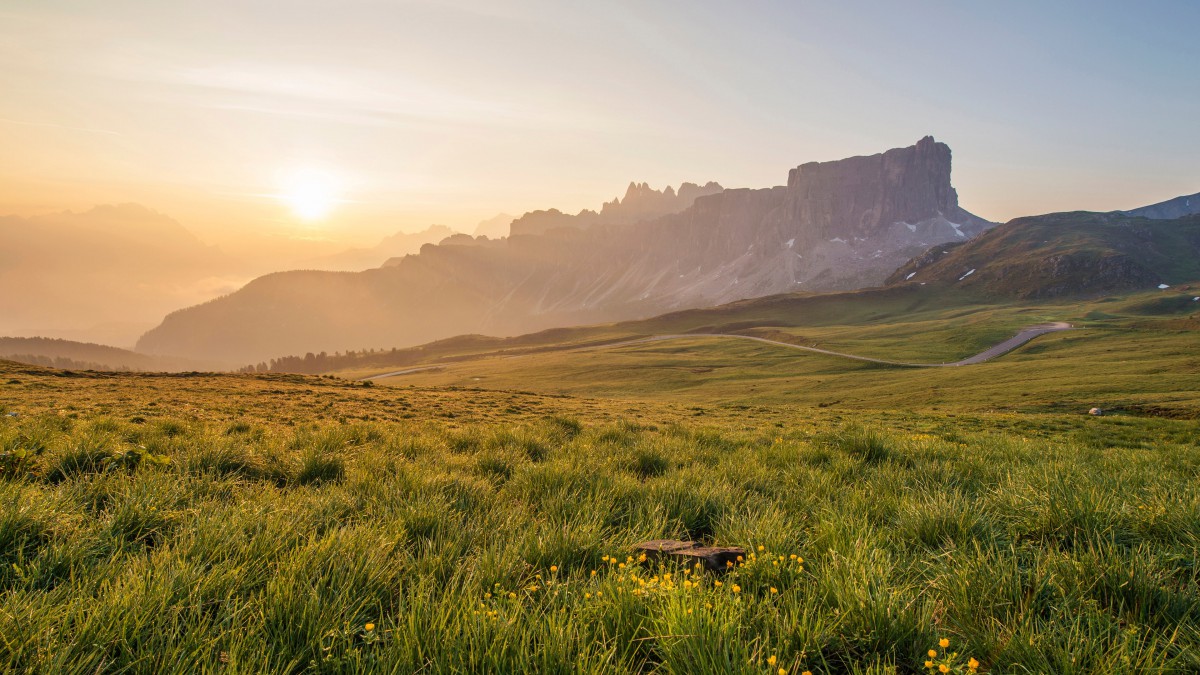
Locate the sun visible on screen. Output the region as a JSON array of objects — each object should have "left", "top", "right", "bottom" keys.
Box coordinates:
[{"left": 276, "top": 166, "right": 342, "bottom": 221}]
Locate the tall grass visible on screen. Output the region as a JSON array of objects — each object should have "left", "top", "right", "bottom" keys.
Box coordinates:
[{"left": 0, "top": 412, "right": 1198, "bottom": 673}]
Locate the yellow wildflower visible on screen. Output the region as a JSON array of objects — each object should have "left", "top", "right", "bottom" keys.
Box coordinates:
[
  {"left": 939, "top": 666, "right": 949, "bottom": 674},
  {"left": 968, "top": 658, "right": 979, "bottom": 669},
  {"left": 767, "top": 655, "right": 777, "bottom": 666},
  {"left": 928, "top": 650, "right": 937, "bottom": 658},
  {"left": 731, "top": 584, "right": 741, "bottom": 593},
  {"left": 939, "top": 638, "right": 950, "bottom": 648},
  {"left": 770, "top": 587, "right": 778, "bottom": 594},
  {"left": 364, "top": 623, "right": 375, "bottom": 632},
  {"left": 550, "top": 566, "right": 558, "bottom": 573}
]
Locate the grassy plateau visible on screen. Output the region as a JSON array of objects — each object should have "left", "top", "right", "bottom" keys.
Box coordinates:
[{"left": 1, "top": 286, "right": 1199, "bottom": 673}]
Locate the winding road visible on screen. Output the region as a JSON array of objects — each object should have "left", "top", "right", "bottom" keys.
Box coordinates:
[{"left": 361, "top": 322, "right": 1072, "bottom": 380}]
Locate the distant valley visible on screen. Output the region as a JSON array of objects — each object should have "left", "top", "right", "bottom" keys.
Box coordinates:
[{"left": 0, "top": 204, "right": 241, "bottom": 347}]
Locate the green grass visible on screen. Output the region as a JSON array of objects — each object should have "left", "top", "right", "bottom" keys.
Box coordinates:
[{"left": 2, "top": 368, "right": 1200, "bottom": 673}]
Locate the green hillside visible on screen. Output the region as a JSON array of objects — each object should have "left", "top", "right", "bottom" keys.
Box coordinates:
[{"left": 889, "top": 212, "right": 1200, "bottom": 298}]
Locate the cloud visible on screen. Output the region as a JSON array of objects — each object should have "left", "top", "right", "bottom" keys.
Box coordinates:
[
  {"left": 121, "top": 59, "right": 631, "bottom": 134},
  {"left": 0, "top": 117, "right": 121, "bottom": 136}
]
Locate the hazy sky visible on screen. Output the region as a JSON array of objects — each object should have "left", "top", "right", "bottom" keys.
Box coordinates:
[{"left": 2, "top": 0, "right": 1198, "bottom": 247}]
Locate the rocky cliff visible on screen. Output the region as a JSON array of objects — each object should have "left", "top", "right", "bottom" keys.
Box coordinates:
[{"left": 137, "top": 137, "right": 995, "bottom": 364}]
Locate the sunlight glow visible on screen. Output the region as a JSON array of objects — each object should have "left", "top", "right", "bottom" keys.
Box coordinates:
[{"left": 276, "top": 167, "right": 342, "bottom": 221}]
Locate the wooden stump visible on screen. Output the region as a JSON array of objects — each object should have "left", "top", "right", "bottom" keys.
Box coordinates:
[{"left": 633, "top": 539, "right": 746, "bottom": 572}]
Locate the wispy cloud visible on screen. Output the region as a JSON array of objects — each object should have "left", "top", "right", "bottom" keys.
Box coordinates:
[
  {"left": 125, "top": 60, "right": 629, "bottom": 133},
  {"left": 0, "top": 117, "right": 121, "bottom": 136}
]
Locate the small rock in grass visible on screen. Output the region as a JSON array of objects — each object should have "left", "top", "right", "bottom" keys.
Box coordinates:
[
  {"left": 633, "top": 539, "right": 746, "bottom": 571},
  {"left": 1089, "top": 407, "right": 1103, "bottom": 416}
]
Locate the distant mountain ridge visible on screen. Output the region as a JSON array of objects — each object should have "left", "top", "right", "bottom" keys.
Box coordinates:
[
  {"left": 0, "top": 336, "right": 216, "bottom": 372},
  {"left": 508, "top": 181, "right": 724, "bottom": 236},
  {"left": 472, "top": 213, "right": 515, "bottom": 239},
  {"left": 1123, "top": 191, "right": 1200, "bottom": 220},
  {"left": 303, "top": 224, "right": 459, "bottom": 271},
  {"left": 136, "top": 137, "right": 997, "bottom": 364}
]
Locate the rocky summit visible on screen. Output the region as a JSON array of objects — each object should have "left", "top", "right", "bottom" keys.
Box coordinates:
[{"left": 136, "top": 138, "right": 995, "bottom": 365}]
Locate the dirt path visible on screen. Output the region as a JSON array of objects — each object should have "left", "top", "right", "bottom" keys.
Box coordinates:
[{"left": 361, "top": 365, "right": 444, "bottom": 381}]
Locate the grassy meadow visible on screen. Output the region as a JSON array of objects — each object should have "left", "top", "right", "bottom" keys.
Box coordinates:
[
  {"left": 2, "top": 356, "right": 1200, "bottom": 673},
  {"left": 362, "top": 289, "right": 1200, "bottom": 417}
]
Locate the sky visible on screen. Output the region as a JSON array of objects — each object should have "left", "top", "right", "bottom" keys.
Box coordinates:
[{"left": 2, "top": 0, "right": 1198, "bottom": 249}]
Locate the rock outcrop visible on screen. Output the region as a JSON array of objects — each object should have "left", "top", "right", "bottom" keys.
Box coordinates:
[{"left": 137, "top": 138, "right": 995, "bottom": 364}]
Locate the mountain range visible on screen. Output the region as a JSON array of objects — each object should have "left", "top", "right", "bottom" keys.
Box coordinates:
[{"left": 135, "top": 136, "right": 998, "bottom": 365}]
